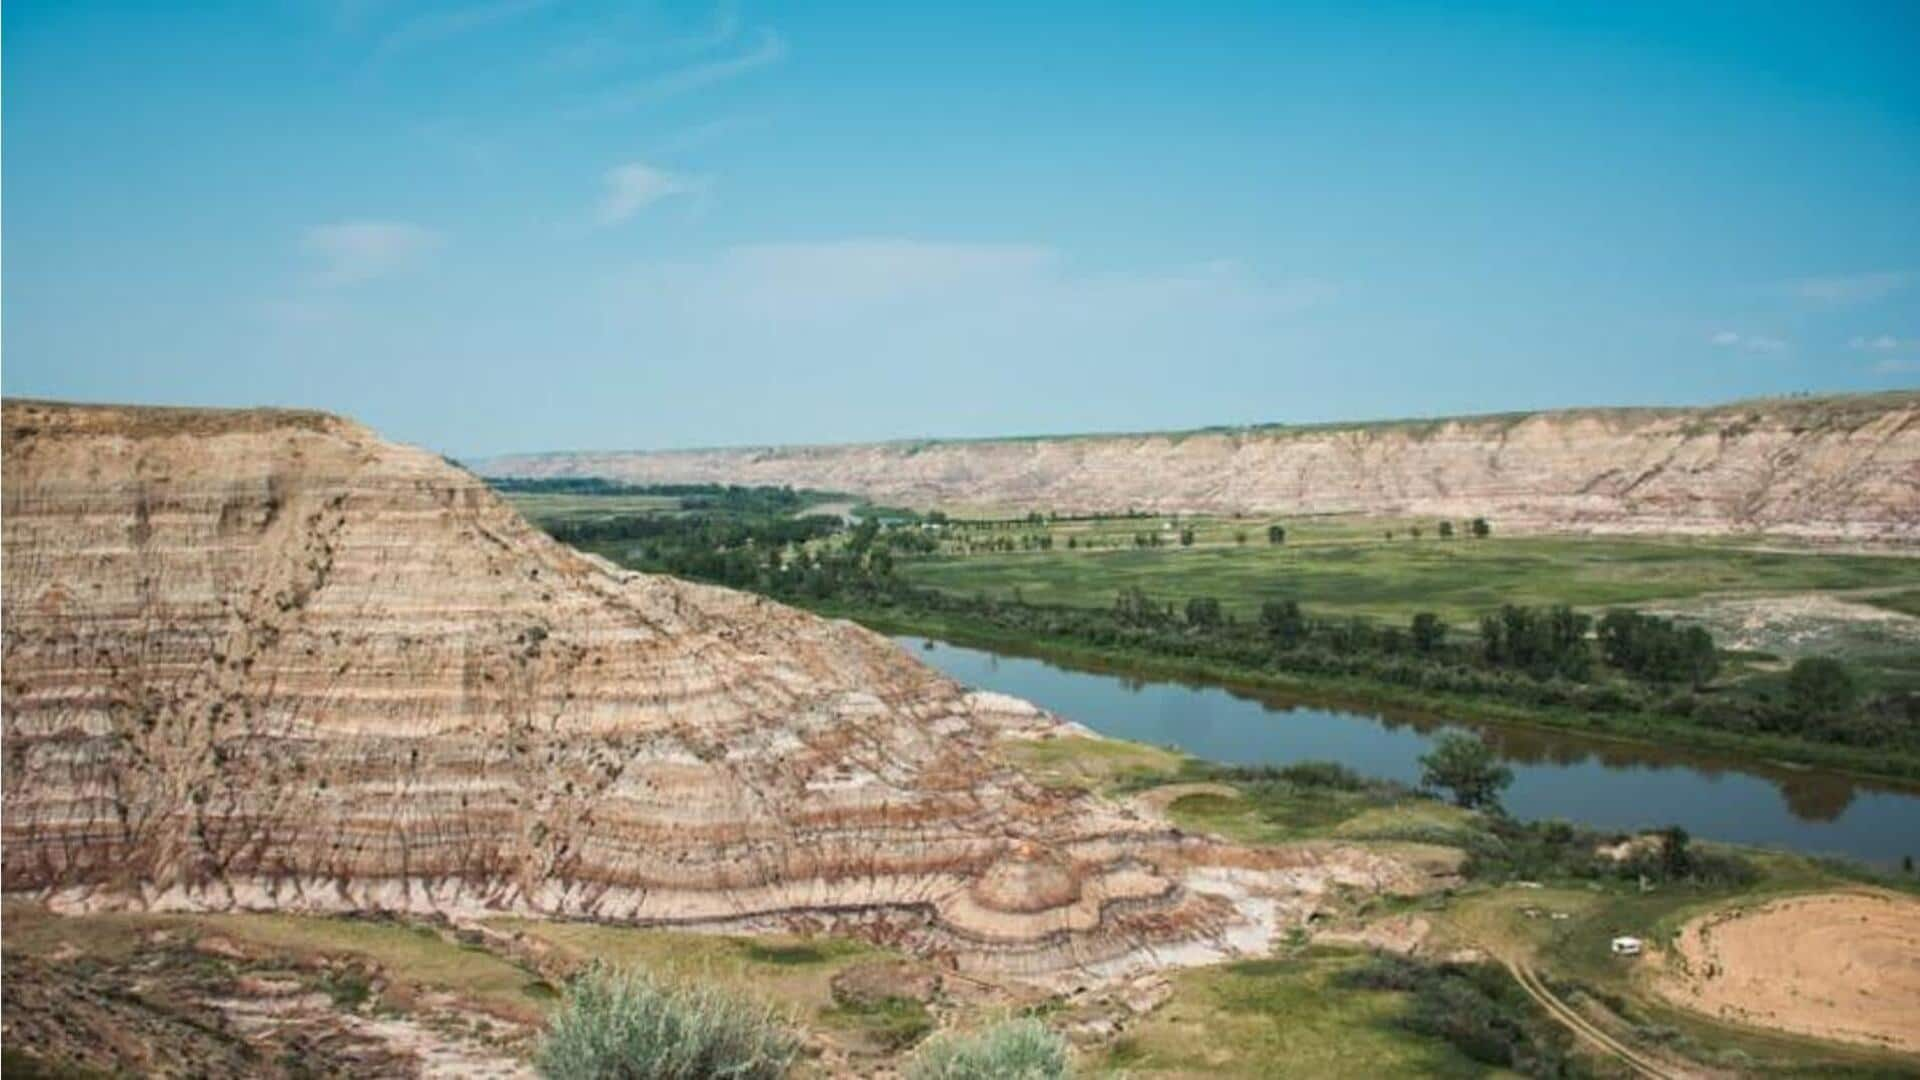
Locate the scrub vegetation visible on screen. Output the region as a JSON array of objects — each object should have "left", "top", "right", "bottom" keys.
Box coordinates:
[{"left": 534, "top": 964, "right": 798, "bottom": 1080}]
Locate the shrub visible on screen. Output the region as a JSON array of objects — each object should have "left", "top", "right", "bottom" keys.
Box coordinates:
[
  {"left": 1336, "top": 957, "right": 1579, "bottom": 1077},
  {"left": 906, "top": 1019, "right": 1069, "bottom": 1080},
  {"left": 535, "top": 964, "right": 798, "bottom": 1080},
  {"left": 1786, "top": 656, "right": 1858, "bottom": 720}
]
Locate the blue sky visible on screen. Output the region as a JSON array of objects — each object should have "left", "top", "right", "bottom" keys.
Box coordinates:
[{"left": 5, "top": 1, "right": 1918, "bottom": 455}]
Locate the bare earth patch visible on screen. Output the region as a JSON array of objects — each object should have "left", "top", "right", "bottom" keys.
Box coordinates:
[
  {"left": 1655, "top": 891, "right": 1920, "bottom": 1055},
  {"left": 1650, "top": 593, "right": 1920, "bottom": 658}
]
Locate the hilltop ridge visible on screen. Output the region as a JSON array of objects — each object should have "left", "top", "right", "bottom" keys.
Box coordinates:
[{"left": 476, "top": 392, "right": 1920, "bottom": 541}]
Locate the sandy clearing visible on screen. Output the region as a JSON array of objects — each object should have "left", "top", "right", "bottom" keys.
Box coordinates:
[
  {"left": 1648, "top": 593, "right": 1920, "bottom": 657},
  {"left": 1655, "top": 891, "right": 1920, "bottom": 1055}
]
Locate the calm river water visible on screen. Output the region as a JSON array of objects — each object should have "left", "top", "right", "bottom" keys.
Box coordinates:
[{"left": 899, "top": 635, "right": 1920, "bottom": 866}]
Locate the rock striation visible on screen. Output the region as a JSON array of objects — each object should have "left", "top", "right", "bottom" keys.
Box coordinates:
[
  {"left": 1, "top": 400, "right": 1434, "bottom": 975},
  {"left": 477, "top": 393, "right": 1920, "bottom": 542}
]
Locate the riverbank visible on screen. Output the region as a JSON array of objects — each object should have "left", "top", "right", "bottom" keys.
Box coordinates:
[
  {"left": 1014, "top": 723, "right": 1920, "bottom": 1075},
  {"left": 801, "top": 599, "right": 1920, "bottom": 788}
]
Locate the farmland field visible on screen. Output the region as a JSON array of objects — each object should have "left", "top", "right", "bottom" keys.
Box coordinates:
[
  {"left": 899, "top": 525, "right": 1920, "bottom": 625},
  {"left": 497, "top": 490, "right": 683, "bottom": 525}
]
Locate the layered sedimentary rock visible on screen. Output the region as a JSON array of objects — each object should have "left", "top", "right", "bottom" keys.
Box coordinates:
[
  {"left": 1, "top": 400, "right": 1431, "bottom": 974},
  {"left": 477, "top": 393, "right": 1920, "bottom": 542}
]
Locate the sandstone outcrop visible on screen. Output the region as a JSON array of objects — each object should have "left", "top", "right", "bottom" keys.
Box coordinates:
[
  {"left": 1, "top": 400, "right": 1418, "bottom": 976},
  {"left": 477, "top": 393, "right": 1920, "bottom": 542}
]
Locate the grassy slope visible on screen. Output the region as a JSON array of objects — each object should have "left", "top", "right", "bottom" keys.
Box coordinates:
[{"left": 1100, "top": 951, "right": 1507, "bottom": 1078}]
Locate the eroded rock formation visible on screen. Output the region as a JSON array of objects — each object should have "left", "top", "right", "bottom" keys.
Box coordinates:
[
  {"left": 477, "top": 393, "right": 1920, "bottom": 542},
  {"left": 1, "top": 400, "right": 1436, "bottom": 975}
]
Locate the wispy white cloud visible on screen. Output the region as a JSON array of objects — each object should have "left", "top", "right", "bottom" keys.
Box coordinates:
[
  {"left": 538, "top": 4, "right": 742, "bottom": 74},
  {"left": 595, "top": 27, "right": 786, "bottom": 113},
  {"left": 1848, "top": 334, "right": 1917, "bottom": 352},
  {"left": 596, "top": 162, "right": 702, "bottom": 226},
  {"left": 376, "top": 0, "right": 553, "bottom": 58},
  {"left": 661, "top": 4, "right": 743, "bottom": 58},
  {"left": 1783, "top": 270, "right": 1913, "bottom": 307},
  {"left": 1873, "top": 358, "right": 1920, "bottom": 374},
  {"left": 301, "top": 221, "right": 442, "bottom": 284},
  {"left": 609, "top": 239, "right": 1333, "bottom": 366},
  {"left": 1709, "top": 330, "right": 1788, "bottom": 353}
]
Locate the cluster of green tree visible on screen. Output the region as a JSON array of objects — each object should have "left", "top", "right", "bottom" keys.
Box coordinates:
[
  {"left": 543, "top": 512, "right": 840, "bottom": 550},
  {"left": 780, "top": 565, "right": 1918, "bottom": 758},
  {"left": 955, "top": 533, "right": 1055, "bottom": 554},
  {"left": 1409, "top": 733, "right": 1756, "bottom": 885},
  {"left": 1471, "top": 816, "right": 1755, "bottom": 889},
  {"left": 928, "top": 509, "right": 1154, "bottom": 528},
  {"left": 1596, "top": 610, "right": 1720, "bottom": 686},
  {"left": 492, "top": 477, "right": 824, "bottom": 513},
  {"left": 488, "top": 476, "right": 662, "bottom": 494},
  {"left": 1334, "top": 956, "right": 1584, "bottom": 1078},
  {"left": 1479, "top": 605, "right": 1596, "bottom": 680},
  {"left": 1384, "top": 517, "right": 1492, "bottom": 541}
]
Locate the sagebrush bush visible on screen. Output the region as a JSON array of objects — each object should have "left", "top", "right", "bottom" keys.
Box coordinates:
[
  {"left": 535, "top": 963, "right": 798, "bottom": 1080},
  {"left": 905, "top": 1019, "right": 1069, "bottom": 1080}
]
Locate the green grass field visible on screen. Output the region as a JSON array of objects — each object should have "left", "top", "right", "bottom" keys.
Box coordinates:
[
  {"left": 1099, "top": 950, "right": 1502, "bottom": 1078},
  {"left": 499, "top": 490, "right": 685, "bottom": 526},
  {"left": 1867, "top": 588, "right": 1920, "bottom": 618},
  {"left": 900, "top": 529, "right": 1920, "bottom": 624}
]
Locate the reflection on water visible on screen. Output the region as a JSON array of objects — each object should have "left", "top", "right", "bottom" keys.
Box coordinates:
[{"left": 906, "top": 635, "right": 1920, "bottom": 864}]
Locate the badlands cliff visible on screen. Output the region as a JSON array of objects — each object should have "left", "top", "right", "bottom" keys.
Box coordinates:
[
  {"left": 0, "top": 400, "right": 1428, "bottom": 975},
  {"left": 479, "top": 393, "right": 1920, "bottom": 542}
]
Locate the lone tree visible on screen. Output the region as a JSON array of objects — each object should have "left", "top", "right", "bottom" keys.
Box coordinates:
[
  {"left": 1438, "top": 520, "right": 1455, "bottom": 539},
  {"left": 1185, "top": 596, "right": 1224, "bottom": 628},
  {"left": 1659, "top": 825, "right": 1693, "bottom": 880},
  {"left": 1266, "top": 524, "right": 1287, "bottom": 545},
  {"left": 1260, "top": 599, "right": 1306, "bottom": 647},
  {"left": 1409, "top": 611, "right": 1447, "bottom": 654},
  {"left": 1470, "top": 517, "right": 1491, "bottom": 538},
  {"left": 1418, "top": 733, "right": 1513, "bottom": 810},
  {"left": 1179, "top": 527, "right": 1196, "bottom": 547}
]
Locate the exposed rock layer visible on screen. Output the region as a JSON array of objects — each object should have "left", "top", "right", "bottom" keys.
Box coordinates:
[
  {"left": 2, "top": 400, "right": 1431, "bottom": 973},
  {"left": 477, "top": 393, "right": 1920, "bottom": 541}
]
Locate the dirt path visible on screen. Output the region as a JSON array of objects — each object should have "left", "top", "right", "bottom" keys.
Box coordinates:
[{"left": 1503, "top": 958, "right": 1690, "bottom": 1079}]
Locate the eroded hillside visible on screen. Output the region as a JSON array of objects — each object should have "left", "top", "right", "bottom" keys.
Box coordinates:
[
  {"left": 0, "top": 400, "right": 1434, "bottom": 979},
  {"left": 478, "top": 393, "right": 1920, "bottom": 541}
]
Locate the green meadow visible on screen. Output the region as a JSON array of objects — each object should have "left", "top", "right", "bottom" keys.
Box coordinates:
[{"left": 900, "top": 527, "right": 1920, "bottom": 625}]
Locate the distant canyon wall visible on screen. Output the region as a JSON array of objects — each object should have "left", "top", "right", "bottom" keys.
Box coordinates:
[{"left": 478, "top": 394, "right": 1920, "bottom": 542}]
